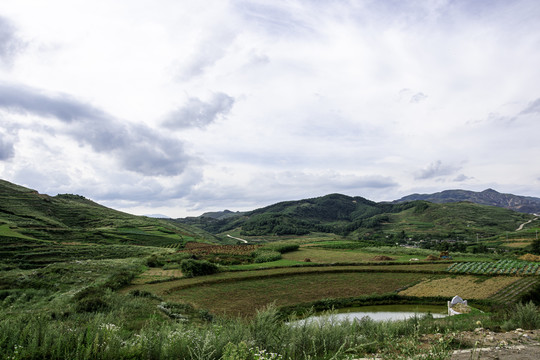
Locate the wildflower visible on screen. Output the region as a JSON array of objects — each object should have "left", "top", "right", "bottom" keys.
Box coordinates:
[{"left": 99, "top": 323, "right": 119, "bottom": 332}]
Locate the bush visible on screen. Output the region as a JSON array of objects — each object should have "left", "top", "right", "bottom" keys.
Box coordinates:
[
  {"left": 146, "top": 255, "right": 164, "bottom": 268},
  {"left": 253, "top": 250, "right": 282, "bottom": 263},
  {"left": 180, "top": 259, "right": 219, "bottom": 277},
  {"left": 502, "top": 301, "right": 540, "bottom": 330},
  {"left": 103, "top": 270, "right": 136, "bottom": 290},
  {"left": 75, "top": 296, "right": 109, "bottom": 313},
  {"left": 73, "top": 286, "right": 109, "bottom": 313}
]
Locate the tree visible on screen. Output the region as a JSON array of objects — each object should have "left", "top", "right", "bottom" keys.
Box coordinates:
[{"left": 531, "top": 238, "right": 540, "bottom": 255}]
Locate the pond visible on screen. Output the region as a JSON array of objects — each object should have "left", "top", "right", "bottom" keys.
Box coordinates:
[{"left": 298, "top": 304, "right": 448, "bottom": 323}]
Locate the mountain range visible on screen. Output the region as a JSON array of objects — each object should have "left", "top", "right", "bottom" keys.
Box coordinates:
[
  {"left": 393, "top": 188, "right": 540, "bottom": 214},
  {"left": 1, "top": 179, "right": 538, "bottom": 245},
  {"left": 175, "top": 191, "right": 535, "bottom": 240}
]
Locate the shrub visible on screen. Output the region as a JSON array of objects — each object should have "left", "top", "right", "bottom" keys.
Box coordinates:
[
  {"left": 253, "top": 250, "right": 282, "bottom": 263},
  {"left": 73, "top": 286, "right": 109, "bottom": 313},
  {"left": 75, "top": 296, "right": 109, "bottom": 313},
  {"left": 180, "top": 259, "right": 219, "bottom": 277},
  {"left": 502, "top": 301, "right": 540, "bottom": 330},
  {"left": 103, "top": 270, "right": 136, "bottom": 290},
  {"left": 146, "top": 255, "right": 164, "bottom": 268},
  {"left": 129, "top": 289, "right": 160, "bottom": 300}
]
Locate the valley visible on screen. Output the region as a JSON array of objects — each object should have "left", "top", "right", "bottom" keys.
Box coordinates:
[{"left": 1, "top": 179, "right": 540, "bottom": 359}]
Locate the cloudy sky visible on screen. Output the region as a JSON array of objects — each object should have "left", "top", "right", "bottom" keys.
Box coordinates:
[{"left": 1, "top": 0, "right": 540, "bottom": 217}]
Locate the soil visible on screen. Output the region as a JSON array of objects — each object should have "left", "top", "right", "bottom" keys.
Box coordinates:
[
  {"left": 371, "top": 255, "right": 395, "bottom": 261},
  {"left": 428, "top": 328, "right": 540, "bottom": 359}
]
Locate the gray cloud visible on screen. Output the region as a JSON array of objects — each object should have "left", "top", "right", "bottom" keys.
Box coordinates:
[
  {"left": 453, "top": 174, "right": 472, "bottom": 182},
  {"left": 0, "top": 83, "right": 190, "bottom": 176},
  {"left": 0, "top": 16, "right": 24, "bottom": 63},
  {"left": 0, "top": 135, "right": 14, "bottom": 160},
  {"left": 0, "top": 83, "right": 108, "bottom": 122},
  {"left": 398, "top": 89, "right": 428, "bottom": 104},
  {"left": 415, "top": 161, "right": 460, "bottom": 180},
  {"left": 519, "top": 98, "right": 540, "bottom": 115},
  {"left": 410, "top": 92, "right": 427, "bottom": 103},
  {"left": 236, "top": 1, "right": 316, "bottom": 37},
  {"left": 178, "top": 30, "right": 236, "bottom": 80},
  {"left": 163, "top": 92, "right": 234, "bottom": 129}
]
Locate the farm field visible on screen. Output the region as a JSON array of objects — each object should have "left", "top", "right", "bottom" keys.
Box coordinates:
[
  {"left": 398, "top": 276, "right": 520, "bottom": 299},
  {"left": 131, "top": 268, "right": 184, "bottom": 284},
  {"left": 125, "top": 263, "right": 450, "bottom": 291},
  {"left": 281, "top": 245, "right": 497, "bottom": 264},
  {"left": 447, "top": 259, "right": 540, "bottom": 275},
  {"left": 162, "top": 272, "right": 431, "bottom": 316},
  {"left": 282, "top": 247, "right": 382, "bottom": 263}
]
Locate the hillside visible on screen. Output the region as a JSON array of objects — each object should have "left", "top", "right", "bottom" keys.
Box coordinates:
[
  {"left": 394, "top": 188, "right": 540, "bottom": 214},
  {"left": 173, "top": 193, "right": 535, "bottom": 240},
  {"left": 0, "top": 179, "right": 217, "bottom": 247}
]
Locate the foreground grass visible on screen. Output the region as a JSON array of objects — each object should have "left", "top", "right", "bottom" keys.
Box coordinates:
[
  {"left": 3, "top": 299, "right": 539, "bottom": 360},
  {"left": 0, "top": 300, "right": 494, "bottom": 360}
]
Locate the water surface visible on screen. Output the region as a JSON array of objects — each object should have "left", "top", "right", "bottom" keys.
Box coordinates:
[{"left": 301, "top": 304, "right": 447, "bottom": 323}]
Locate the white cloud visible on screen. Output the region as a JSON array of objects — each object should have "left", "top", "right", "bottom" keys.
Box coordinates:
[
  {"left": 163, "top": 92, "right": 235, "bottom": 129},
  {"left": 0, "top": 0, "right": 540, "bottom": 217}
]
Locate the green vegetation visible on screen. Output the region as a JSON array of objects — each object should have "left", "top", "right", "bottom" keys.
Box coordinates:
[
  {"left": 448, "top": 259, "right": 540, "bottom": 275},
  {"left": 180, "top": 259, "right": 220, "bottom": 277},
  {"left": 502, "top": 301, "right": 540, "bottom": 330},
  {"left": 2, "top": 179, "right": 540, "bottom": 359},
  {"left": 0, "top": 179, "right": 217, "bottom": 246},
  {"left": 173, "top": 193, "right": 535, "bottom": 244}
]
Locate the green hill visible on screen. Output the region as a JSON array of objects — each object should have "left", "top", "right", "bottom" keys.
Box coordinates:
[
  {"left": 173, "top": 193, "right": 535, "bottom": 241},
  {"left": 0, "top": 179, "right": 218, "bottom": 262}
]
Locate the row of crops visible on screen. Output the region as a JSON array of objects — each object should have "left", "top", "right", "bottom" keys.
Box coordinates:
[{"left": 447, "top": 259, "right": 540, "bottom": 275}]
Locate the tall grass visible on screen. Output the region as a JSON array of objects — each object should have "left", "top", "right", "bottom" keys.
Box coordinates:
[
  {"left": 502, "top": 301, "right": 540, "bottom": 330},
  {"left": 0, "top": 304, "right": 460, "bottom": 360}
]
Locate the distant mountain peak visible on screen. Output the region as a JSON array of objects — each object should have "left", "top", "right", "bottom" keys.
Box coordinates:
[{"left": 394, "top": 189, "right": 540, "bottom": 214}]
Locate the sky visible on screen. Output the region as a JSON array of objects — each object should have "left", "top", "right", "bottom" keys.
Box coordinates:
[{"left": 1, "top": 0, "right": 540, "bottom": 218}]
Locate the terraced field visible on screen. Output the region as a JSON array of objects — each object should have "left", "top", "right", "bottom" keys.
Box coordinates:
[
  {"left": 447, "top": 260, "right": 540, "bottom": 275},
  {"left": 398, "top": 276, "right": 520, "bottom": 299},
  {"left": 0, "top": 236, "right": 163, "bottom": 269},
  {"left": 131, "top": 268, "right": 184, "bottom": 284},
  {"left": 491, "top": 277, "right": 540, "bottom": 303},
  {"left": 162, "top": 271, "right": 431, "bottom": 316}
]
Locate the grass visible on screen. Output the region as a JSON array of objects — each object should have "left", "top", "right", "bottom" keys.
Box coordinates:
[
  {"left": 0, "top": 236, "right": 167, "bottom": 269},
  {"left": 1, "top": 301, "right": 495, "bottom": 360},
  {"left": 0, "top": 224, "right": 35, "bottom": 239},
  {"left": 280, "top": 246, "right": 488, "bottom": 263},
  {"left": 225, "top": 259, "right": 307, "bottom": 270}
]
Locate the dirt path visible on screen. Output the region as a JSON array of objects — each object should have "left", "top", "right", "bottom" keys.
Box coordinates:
[
  {"left": 226, "top": 234, "right": 248, "bottom": 243},
  {"left": 451, "top": 344, "right": 540, "bottom": 359},
  {"left": 516, "top": 217, "right": 538, "bottom": 231},
  {"left": 448, "top": 328, "right": 540, "bottom": 359}
]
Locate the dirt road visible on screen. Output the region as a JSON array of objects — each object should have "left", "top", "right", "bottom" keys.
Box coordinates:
[
  {"left": 516, "top": 217, "right": 539, "bottom": 231},
  {"left": 449, "top": 328, "right": 540, "bottom": 359}
]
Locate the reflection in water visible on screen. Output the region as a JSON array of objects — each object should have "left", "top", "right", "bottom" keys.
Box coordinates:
[{"left": 301, "top": 304, "right": 447, "bottom": 323}]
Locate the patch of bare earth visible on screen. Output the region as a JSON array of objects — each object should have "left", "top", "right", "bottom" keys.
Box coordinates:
[{"left": 423, "top": 328, "right": 540, "bottom": 359}]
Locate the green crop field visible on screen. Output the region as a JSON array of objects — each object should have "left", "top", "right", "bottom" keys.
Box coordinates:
[{"left": 163, "top": 272, "right": 432, "bottom": 316}]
